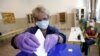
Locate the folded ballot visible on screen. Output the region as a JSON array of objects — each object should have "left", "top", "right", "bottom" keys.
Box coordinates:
[{"left": 35, "top": 29, "right": 47, "bottom": 56}]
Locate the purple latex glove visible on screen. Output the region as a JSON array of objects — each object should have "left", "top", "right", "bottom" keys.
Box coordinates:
[
  {"left": 15, "top": 32, "right": 40, "bottom": 53},
  {"left": 44, "top": 34, "right": 59, "bottom": 52}
]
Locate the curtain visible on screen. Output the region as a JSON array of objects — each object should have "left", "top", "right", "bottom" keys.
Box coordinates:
[
  {"left": 87, "top": 0, "right": 91, "bottom": 20},
  {"left": 96, "top": 0, "right": 100, "bottom": 22},
  {"left": 90, "top": 0, "right": 96, "bottom": 19},
  {"left": 87, "top": 0, "right": 97, "bottom": 20}
]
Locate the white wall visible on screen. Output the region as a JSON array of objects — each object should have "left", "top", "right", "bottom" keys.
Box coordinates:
[
  {"left": 0, "top": 0, "right": 31, "bottom": 19},
  {"left": 0, "top": 18, "right": 28, "bottom": 33},
  {"left": 0, "top": 0, "right": 86, "bottom": 19}
]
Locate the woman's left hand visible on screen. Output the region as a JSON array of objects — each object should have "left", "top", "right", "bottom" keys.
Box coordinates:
[{"left": 44, "top": 34, "right": 59, "bottom": 52}]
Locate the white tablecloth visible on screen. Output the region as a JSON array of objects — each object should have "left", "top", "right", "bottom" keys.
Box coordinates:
[{"left": 68, "top": 27, "right": 85, "bottom": 42}]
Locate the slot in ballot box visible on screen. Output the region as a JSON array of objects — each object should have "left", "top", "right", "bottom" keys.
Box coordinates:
[{"left": 16, "top": 44, "right": 82, "bottom": 56}]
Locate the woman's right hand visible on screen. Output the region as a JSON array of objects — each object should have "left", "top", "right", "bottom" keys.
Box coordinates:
[{"left": 15, "top": 32, "right": 40, "bottom": 53}]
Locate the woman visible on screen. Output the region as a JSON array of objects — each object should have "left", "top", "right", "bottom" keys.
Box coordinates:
[
  {"left": 82, "top": 19, "right": 98, "bottom": 56},
  {"left": 11, "top": 6, "right": 67, "bottom": 55}
]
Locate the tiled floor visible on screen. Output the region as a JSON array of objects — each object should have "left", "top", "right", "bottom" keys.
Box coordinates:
[
  {"left": 0, "top": 29, "right": 99, "bottom": 56},
  {"left": 82, "top": 45, "right": 99, "bottom": 56},
  {"left": 89, "top": 45, "right": 99, "bottom": 56}
]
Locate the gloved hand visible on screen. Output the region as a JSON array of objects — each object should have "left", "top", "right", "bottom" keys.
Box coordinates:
[
  {"left": 44, "top": 34, "right": 59, "bottom": 52},
  {"left": 15, "top": 32, "right": 40, "bottom": 53}
]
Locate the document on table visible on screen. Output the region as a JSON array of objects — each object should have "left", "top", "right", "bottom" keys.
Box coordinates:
[{"left": 35, "top": 29, "right": 47, "bottom": 56}]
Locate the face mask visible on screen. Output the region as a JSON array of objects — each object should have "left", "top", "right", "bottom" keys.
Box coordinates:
[
  {"left": 91, "top": 27, "right": 94, "bottom": 30},
  {"left": 36, "top": 20, "right": 49, "bottom": 29},
  {"left": 89, "top": 22, "right": 95, "bottom": 27}
]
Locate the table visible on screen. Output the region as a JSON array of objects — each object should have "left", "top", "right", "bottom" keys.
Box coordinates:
[
  {"left": 68, "top": 27, "right": 85, "bottom": 44},
  {"left": 16, "top": 44, "right": 82, "bottom": 56}
]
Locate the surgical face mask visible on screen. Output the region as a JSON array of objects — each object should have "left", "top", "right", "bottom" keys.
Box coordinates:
[
  {"left": 89, "top": 22, "right": 95, "bottom": 27},
  {"left": 36, "top": 20, "right": 49, "bottom": 29},
  {"left": 91, "top": 27, "right": 94, "bottom": 30}
]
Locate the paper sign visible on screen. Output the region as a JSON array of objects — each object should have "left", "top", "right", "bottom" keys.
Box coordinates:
[{"left": 35, "top": 29, "right": 47, "bottom": 56}]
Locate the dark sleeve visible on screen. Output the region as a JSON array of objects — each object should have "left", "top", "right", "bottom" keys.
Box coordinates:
[
  {"left": 24, "top": 26, "right": 38, "bottom": 34},
  {"left": 58, "top": 32, "right": 67, "bottom": 43},
  {"left": 11, "top": 34, "right": 19, "bottom": 49},
  {"left": 0, "top": 32, "right": 2, "bottom": 35}
]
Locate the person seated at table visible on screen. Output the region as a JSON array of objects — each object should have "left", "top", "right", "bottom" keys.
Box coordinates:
[
  {"left": 82, "top": 19, "right": 98, "bottom": 56},
  {"left": 11, "top": 6, "right": 67, "bottom": 55}
]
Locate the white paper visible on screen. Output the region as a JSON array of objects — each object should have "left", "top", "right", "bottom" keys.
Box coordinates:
[{"left": 35, "top": 29, "right": 47, "bottom": 56}]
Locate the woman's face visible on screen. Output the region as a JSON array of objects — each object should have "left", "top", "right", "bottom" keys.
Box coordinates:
[
  {"left": 89, "top": 19, "right": 95, "bottom": 27},
  {"left": 35, "top": 13, "right": 49, "bottom": 30}
]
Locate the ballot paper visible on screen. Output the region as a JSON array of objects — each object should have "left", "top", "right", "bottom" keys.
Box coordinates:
[{"left": 35, "top": 29, "right": 47, "bottom": 56}]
